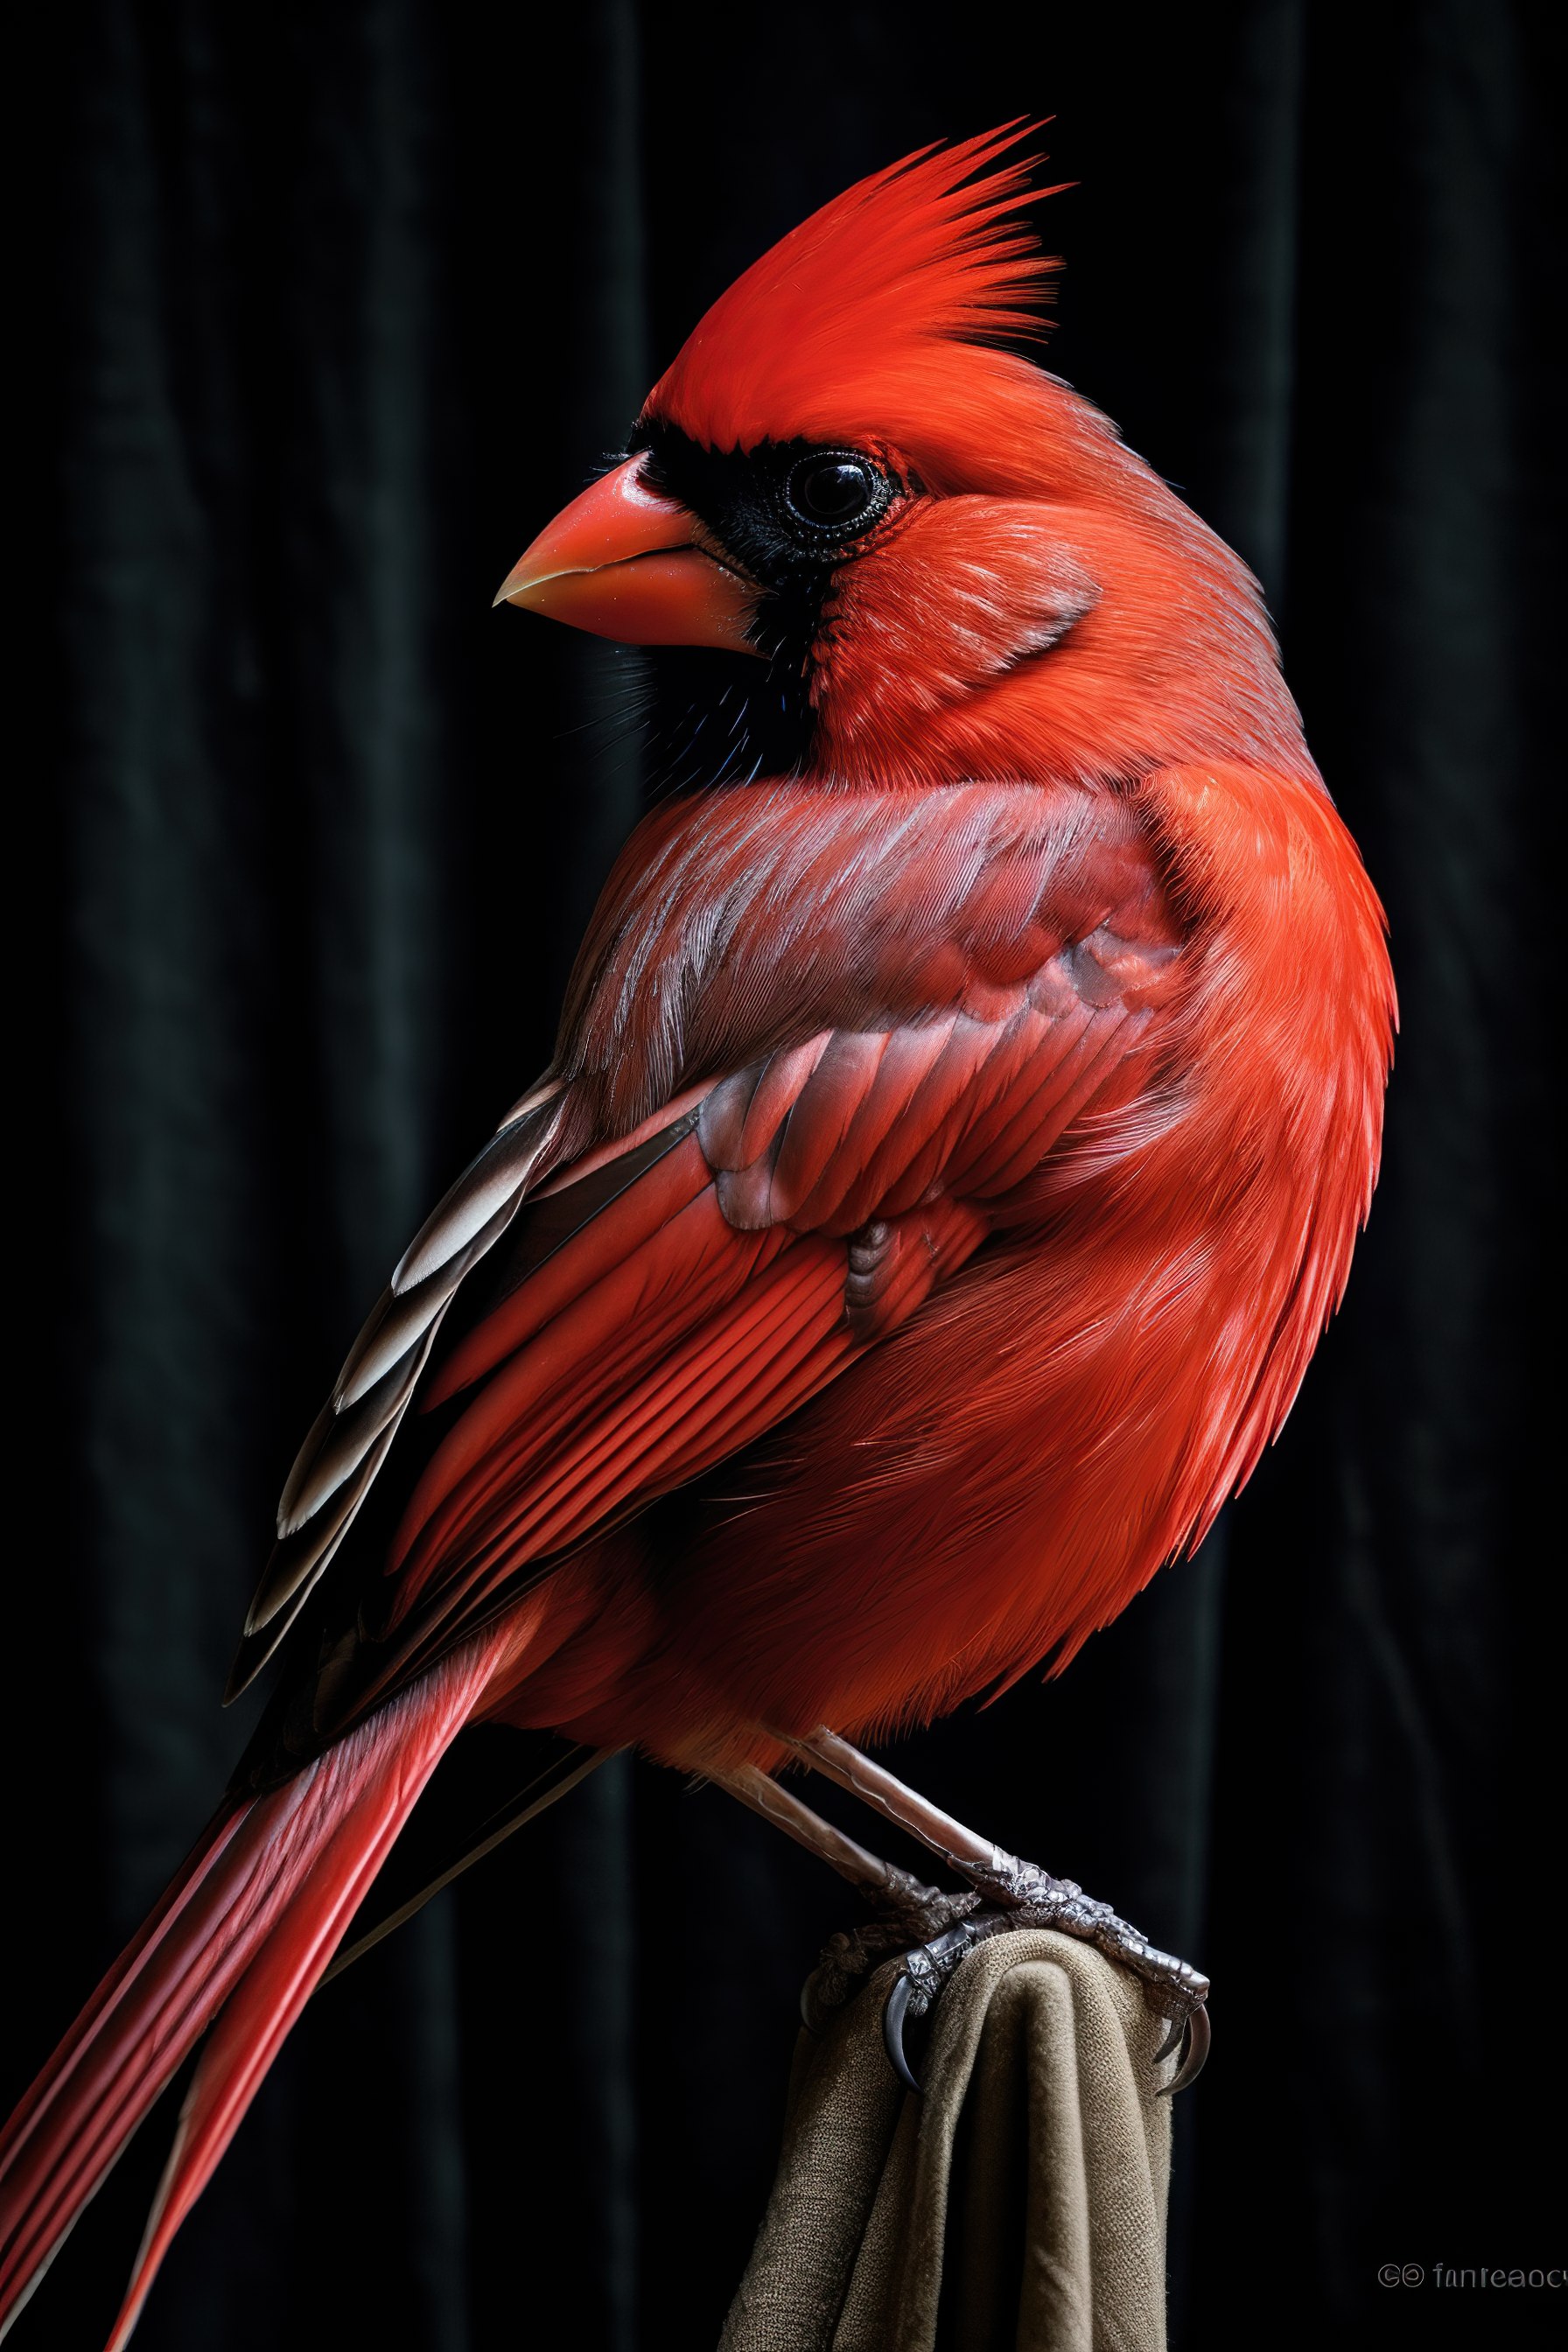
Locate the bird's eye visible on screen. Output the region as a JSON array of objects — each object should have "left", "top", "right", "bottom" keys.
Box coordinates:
[{"left": 781, "top": 452, "right": 889, "bottom": 538}]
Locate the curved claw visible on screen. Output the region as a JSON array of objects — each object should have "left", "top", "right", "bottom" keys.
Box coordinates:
[
  {"left": 1152, "top": 2013, "right": 1186, "bottom": 2067},
  {"left": 882, "top": 1970, "right": 923, "bottom": 2096},
  {"left": 1156, "top": 2002, "right": 1211, "bottom": 2096}
]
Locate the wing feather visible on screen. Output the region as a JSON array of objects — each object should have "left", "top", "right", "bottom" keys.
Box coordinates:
[{"left": 227, "top": 1093, "right": 567, "bottom": 1697}]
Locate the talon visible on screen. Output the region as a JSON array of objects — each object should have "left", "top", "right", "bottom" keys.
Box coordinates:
[
  {"left": 1152, "top": 2013, "right": 1186, "bottom": 2067},
  {"left": 883, "top": 1970, "right": 923, "bottom": 2095},
  {"left": 1157, "top": 2002, "right": 1211, "bottom": 2096}
]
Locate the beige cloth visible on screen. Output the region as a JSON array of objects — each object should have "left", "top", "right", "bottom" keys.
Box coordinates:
[{"left": 721, "top": 1934, "right": 1172, "bottom": 2352}]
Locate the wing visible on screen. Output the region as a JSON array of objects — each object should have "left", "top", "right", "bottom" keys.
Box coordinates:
[{"left": 232, "top": 778, "right": 1186, "bottom": 1747}]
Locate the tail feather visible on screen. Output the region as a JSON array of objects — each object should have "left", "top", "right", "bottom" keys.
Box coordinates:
[
  {"left": 0, "top": 1810, "right": 246, "bottom": 2190},
  {"left": 0, "top": 1810, "right": 257, "bottom": 2320},
  {"left": 0, "top": 1635, "right": 500, "bottom": 2344}
]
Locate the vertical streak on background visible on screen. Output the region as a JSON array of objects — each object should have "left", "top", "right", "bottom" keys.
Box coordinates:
[
  {"left": 59, "top": 0, "right": 270, "bottom": 1928},
  {"left": 1157, "top": 8, "right": 1304, "bottom": 2334},
  {"left": 1211, "top": 0, "right": 1306, "bottom": 615},
  {"left": 539, "top": 4, "right": 654, "bottom": 990},
  {"left": 295, "top": 0, "right": 447, "bottom": 1300},
  {"left": 1310, "top": 0, "right": 1524, "bottom": 2105}
]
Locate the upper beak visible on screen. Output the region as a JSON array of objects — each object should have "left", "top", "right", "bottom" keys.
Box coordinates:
[{"left": 494, "top": 455, "right": 762, "bottom": 657}]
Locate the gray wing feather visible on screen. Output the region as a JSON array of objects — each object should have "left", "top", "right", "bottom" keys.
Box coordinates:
[{"left": 225, "top": 1083, "right": 567, "bottom": 1700}]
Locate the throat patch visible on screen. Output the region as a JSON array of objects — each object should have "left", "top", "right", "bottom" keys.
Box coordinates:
[{"left": 624, "top": 420, "right": 910, "bottom": 791}]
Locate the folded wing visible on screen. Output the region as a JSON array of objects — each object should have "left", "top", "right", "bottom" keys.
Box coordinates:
[{"left": 232, "top": 780, "right": 1186, "bottom": 1750}]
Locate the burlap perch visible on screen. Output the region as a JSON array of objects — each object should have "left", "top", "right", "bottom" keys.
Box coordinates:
[{"left": 720, "top": 1933, "right": 1173, "bottom": 2352}]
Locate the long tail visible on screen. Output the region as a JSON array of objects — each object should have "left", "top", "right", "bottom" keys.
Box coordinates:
[{"left": 0, "top": 1634, "right": 500, "bottom": 2348}]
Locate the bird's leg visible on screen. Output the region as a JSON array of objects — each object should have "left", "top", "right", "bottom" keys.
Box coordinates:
[
  {"left": 790, "top": 1727, "right": 1211, "bottom": 2095},
  {"left": 712, "top": 1763, "right": 984, "bottom": 2028}
]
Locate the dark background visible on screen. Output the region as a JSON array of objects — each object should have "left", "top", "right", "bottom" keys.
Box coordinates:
[{"left": 18, "top": 1, "right": 1558, "bottom": 2346}]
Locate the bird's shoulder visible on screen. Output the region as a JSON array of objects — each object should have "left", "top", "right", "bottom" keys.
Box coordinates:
[{"left": 553, "top": 774, "right": 1186, "bottom": 1136}]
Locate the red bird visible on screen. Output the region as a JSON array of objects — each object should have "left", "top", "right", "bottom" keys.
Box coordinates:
[{"left": 1, "top": 129, "right": 1394, "bottom": 2343}]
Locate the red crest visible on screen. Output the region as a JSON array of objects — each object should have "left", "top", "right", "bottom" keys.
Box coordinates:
[{"left": 644, "top": 126, "right": 1064, "bottom": 460}]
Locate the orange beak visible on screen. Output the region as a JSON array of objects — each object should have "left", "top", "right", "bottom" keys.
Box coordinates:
[{"left": 494, "top": 455, "right": 762, "bottom": 656}]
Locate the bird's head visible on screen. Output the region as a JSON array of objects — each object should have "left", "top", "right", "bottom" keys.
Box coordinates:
[{"left": 499, "top": 127, "right": 1301, "bottom": 789}]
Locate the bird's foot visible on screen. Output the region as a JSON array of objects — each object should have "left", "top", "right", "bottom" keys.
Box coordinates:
[
  {"left": 882, "top": 1866, "right": 1211, "bottom": 2098},
  {"left": 801, "top": 1870, "right": 983, "bottom": 2031},
  {"left": 724, "top": 1745, "right": 1209, "bottom": 2096}
]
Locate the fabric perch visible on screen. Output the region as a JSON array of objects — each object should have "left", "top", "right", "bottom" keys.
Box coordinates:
[{"left": 721, "top": 1935, "right": 1172, "bottom": 2352}]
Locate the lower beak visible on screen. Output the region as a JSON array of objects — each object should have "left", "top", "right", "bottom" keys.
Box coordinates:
[{"left": 495, "top": 455, "right": 762, "bottom": 657}]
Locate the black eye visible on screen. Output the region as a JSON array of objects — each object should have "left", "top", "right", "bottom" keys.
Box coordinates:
[{"left": 782, "top": 452, "right": 888, "bottom": 537}]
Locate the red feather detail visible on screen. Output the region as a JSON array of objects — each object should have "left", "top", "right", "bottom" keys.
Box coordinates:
[
  {"left": 646, "top": 125, "right": 1063, "bottom": 458},
  {"left": 0, "top": 1637, "right": 502, "bottom": 2342},
  {"left": 549, "top": 762, "right": 1392, "bottom": 1768},
  {"left": 357, "top": 780, "right": 1175, "bottom": 1693}
]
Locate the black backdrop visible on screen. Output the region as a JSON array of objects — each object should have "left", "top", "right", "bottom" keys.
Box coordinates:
[{"left": 20, "top": 3, "right": 1558, "bottom": 2347}]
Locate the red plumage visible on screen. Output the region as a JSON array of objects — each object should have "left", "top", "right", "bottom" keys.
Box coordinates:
[
  {"left": 648, "top": 125, "right": 1062, "bottom": 455},
  {"left": 2, "top": 128, "right": 1394, "bottom": 2342}
]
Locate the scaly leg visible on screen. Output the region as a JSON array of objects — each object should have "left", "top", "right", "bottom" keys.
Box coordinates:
[
  {"left": 790, "top": 1727, "right": 1211, "bottom": 2095},
  {"left": 712, "top": 1763, "right": 983, "bottom": 2028}
]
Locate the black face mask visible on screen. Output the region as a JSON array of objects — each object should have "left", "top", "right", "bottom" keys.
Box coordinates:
[{"left": 626, "top": 420, "right": 906, "bottom": 791}]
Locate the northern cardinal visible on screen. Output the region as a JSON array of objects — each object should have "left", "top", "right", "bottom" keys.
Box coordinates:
[{"left": 1, "top": 127, "right": 1394, "bottom": 2343}]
